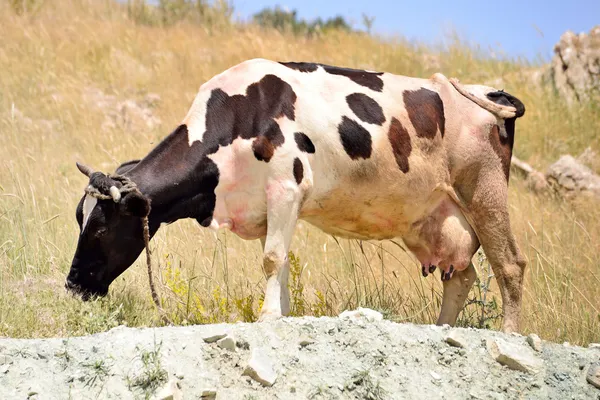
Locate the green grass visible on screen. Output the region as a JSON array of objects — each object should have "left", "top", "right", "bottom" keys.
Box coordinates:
[{"left": 0, "top": 0, "right": 598, "bottom": 345}]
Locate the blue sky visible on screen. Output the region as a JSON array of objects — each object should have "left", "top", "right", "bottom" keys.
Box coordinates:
[{"left": 232, "top": 0, "right": 599, "bottom": 61}]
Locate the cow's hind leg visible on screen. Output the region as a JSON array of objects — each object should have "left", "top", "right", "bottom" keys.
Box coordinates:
[
  {"left": 258, "top": 179, "right": 300, "bottom": 321},
  {"left": 437, "top": 262, "right": 477, "bottom": 326},
  {"left": 456, "top": 172, "right": 527, "bottom": 333}
]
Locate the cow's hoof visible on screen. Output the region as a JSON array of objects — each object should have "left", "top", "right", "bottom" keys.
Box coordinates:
[
  {"left": 258, "top": 311, "right": 282, "bottom": 322},
  {"left": 440, "top": 265, "right": 455, "bottom": 282}
]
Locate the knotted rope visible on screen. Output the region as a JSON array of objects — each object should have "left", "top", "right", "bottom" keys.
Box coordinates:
[{"left": 84, "top": 173, "right": 169, "bottom": 324}]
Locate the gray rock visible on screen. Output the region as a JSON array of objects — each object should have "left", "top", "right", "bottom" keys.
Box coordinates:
[
  {"left": 202, "top": 328, "right": 228, "bottom": 343},
  {"left": 526, "top": 334, "right": 543, "bottom": 352},
  {"left": 299, "top": 336, "right": 315, "bottom": 347},
  {"left": 546, "top": 155, "right": 600, "bottom": 199},
  {"left": 487, "top": 338, "right": 544, "bottom": 374},
  {"left": 242, "top": 348, "right": 277, "bottom": 387},
  {"left": 587, "top": 363, "right": 600, "bottom": 389},
  {"left": 154, "top": 378, "right": 182, "bottom": 400},
  {"left": 200, "top": 388, "right": 217, "bottom": 399},
  {"left": 549, "top": 26, "right": 600, "bottom": 104},
  {"left": 217, "top": 335, "right": 236, "bottom": 351},
  {"left": 339, "top": 307, "right": 383, "bottom": 322},
  {"left": 445, "top": 330, "right": 468, "bottom": 348}
]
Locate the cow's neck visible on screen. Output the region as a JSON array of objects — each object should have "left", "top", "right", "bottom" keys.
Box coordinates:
[{"left": 127, "top": 124, "right": 217, "bottom": 230}]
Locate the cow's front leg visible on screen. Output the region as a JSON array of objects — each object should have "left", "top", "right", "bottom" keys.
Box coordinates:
[
  {"left": 258, "top": 179, "right": 300, "bottom": 322},
  {"left": 437, "top": 262, "right": 477, "bottom": 326}
]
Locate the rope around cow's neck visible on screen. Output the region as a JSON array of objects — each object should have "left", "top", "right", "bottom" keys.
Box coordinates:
[{"left": 84, "top": 173, "right": 169, "bottom": 324}]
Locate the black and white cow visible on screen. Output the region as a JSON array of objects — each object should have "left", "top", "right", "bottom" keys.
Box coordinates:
[{"left": 67, "top": 58, "right": 526, "bottom": 332}]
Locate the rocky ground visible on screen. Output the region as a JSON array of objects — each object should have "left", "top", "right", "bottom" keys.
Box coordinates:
[{"left": 1, "top": 309, "right": 599, "bottom": 399}]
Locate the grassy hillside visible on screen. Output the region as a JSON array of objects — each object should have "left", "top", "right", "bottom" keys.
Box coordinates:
[{"left": 0, "top": 0, "right": 598, "bottom": 344}]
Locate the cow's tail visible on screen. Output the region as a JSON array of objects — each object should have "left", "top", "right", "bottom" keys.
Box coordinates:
[{"left": 449, "top": 78, "right": 525, "bottom": 120}]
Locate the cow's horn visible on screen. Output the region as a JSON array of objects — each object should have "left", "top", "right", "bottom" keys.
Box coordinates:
[
  {"left": 109, "top": 186, "right": 121, "bottom": 202},
  {"left": 76, "top": 162, "right": 94, "bottom": 177}
]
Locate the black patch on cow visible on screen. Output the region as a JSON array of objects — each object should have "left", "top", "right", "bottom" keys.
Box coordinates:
[
  {"left": 486, "top": 90, "right": 525, "bottom": 118},
  {"left": 388, "top": 117, "right": 412, "bottom": 173},
  {"left": 279, "top": 62, "right": 384, "bottom": 92},
  {"left": 338, "top": 116, "right": 372, "bottom": 160},
  {"left": 403, "top": 88, "right": 445, "bottom": 139},
  {"left": 279, "top": 62, "right": 319, "bottom": 73},
  {"left": 490, "top": 124, "right": 513, "bottom": 182},
  {"left": 485, "top": 90, "right": 524, "bottom": 152},
  {"left": 293, "top": 158, "right": 303, "bottom": 184},
  {"left": 294, "top": 132, "right": 315, "bottom": 154},
  {"left": 135, "top": 124, "right": 220, "bottom": 228},
  {"left": 115, "top": 159, "right": 140, "bottom": 175},
  {"left": 202, "top": 74, "right": 296, "bottom": 162},
  {"left": 346, "top": 93, "right": 385, "bottom": 125}
]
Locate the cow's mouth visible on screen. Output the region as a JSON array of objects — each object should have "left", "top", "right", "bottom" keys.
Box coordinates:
[{"left": 65, "top": 279, "right": 109, "bottom": 301}]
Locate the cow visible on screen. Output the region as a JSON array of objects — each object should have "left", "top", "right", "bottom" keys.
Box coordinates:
[{"left": 66, "top": 58, "right": 526, "bottom": 332}]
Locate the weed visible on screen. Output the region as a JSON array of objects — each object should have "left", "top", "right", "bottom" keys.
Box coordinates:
[
  {"left": 127, "top": 338, "right": 168, "bottom": 397},
  {"left": 457, "top": 249, "right": 502, "bottom": 329},
  {"left": 344, "top": 370, "right": 387, "bottom": 400},
  {"left": 82, "top": 358, "right": 111, "bottom": 387}
]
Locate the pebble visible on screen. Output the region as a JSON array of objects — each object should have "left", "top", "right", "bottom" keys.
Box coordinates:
[
  {"left": 154, "top": 378, "right": 182, "bottom": 400},
  {"left": 217, "top": 335, "right": 236, "bottom": 351},
  {"left": 200, "top": 388, "right": 217, "bottom": 399},
  {"left": 526, "top": 334, "right": 542, "bottom": 352},
  {"left": 487, "top": 338, "right": 544, "bottom": 374},
  {"left": 587, "top": 363, "right": 600, "bottom": 389},
  {"left": 298, "top": 336, "right": 315, "bottom": 347},
  {"left": 339, "top": 307, "right": 383, "bottom": 322},
  {"left": 445, "top": 330, "right": 469, "bottom": 348},
  {"left": 155, "top": 379, "right": 183, "bottom": 400},
  {"left": 202, "top": 329, "right": 228, "bottom": 344},
  {"left": 242, "top": 348, "right": 277, "bottom": 387},
  {"left": 589, "top": 343, "right": 600, "bottom": 349},
  {"left": 430, "top": 371, "right": 441, "bottom": 381}
]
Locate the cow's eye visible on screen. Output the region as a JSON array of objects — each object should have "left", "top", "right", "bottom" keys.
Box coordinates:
[{"left": 95, "top": 227, "right": 108, "bottom": 238}]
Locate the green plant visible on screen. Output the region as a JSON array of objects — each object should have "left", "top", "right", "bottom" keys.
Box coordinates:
[
  {"left": 127, "top": 339, "right": 168, "bottom": 398},
  {"left": 457, "top": 249, "right": 502, "bottom": 329},
  {"left": 82, "top": 358, "right": 111, "bottom": 387}
]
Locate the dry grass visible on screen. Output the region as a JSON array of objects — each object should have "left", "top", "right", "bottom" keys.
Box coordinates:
[{"left": 0, "top": 0, "right": 598, "bottom": 344}]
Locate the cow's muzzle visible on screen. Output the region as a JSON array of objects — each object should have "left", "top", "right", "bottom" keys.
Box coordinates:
[{"left": 65, "top": 278, "right": 108, "bottom": 301}]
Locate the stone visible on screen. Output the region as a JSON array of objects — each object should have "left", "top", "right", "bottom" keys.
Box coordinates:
[
  {"left": 589, "top": 343, "right": 600, "bottom": 349},
  {"left": 242, "top": 349, "right": 277, "bottom": 387},
  {"left": 445, "top": 330, "right": 468, "bottom": 348},
  {"left": 299, "top": 336, "right": 315, "bottom": 347},
  {"left": 339, "top": 307, "right": 383, "bottom": 322},
  {"left": 430, "top": 371, "right": 441, "bottom": 381},
  {"left": 217, "top": 335, "right": 236, "bottom": 351},
  {"left": 200, "top": 388, "right": 217, "bottom": 399},
  {"left": 487, "top": 339, "right": 544, "bottom": 374},
  {"left": 587, "top": 363, "right": 600, "bottom": 389},
  {"left": 154, "top": 378, "right": 182, "bottom": 400},
  {"left": 526, "top": 334, "right": 543, "bottom": 352},
  {"left": 547, "top": 155, "right": 600, "bottom": 199},
  {"left": 202, "top": 329, "right": 228, "bottom": 343},
  {"left": 549, "top": 26, "right": 600, "bottom": 104}
]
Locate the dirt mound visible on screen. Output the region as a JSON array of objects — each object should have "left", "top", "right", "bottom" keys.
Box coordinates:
[{"left": 1, "top": 312, "right": 599, "bottom": 399}]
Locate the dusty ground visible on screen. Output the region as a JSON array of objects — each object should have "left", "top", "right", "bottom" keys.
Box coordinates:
[{"left": 1, "top": 311, "right": 599, "bottom": 399}]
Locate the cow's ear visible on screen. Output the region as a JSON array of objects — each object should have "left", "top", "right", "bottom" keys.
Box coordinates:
[
  {"left": 121, "top": 191, "right": 150, "bottom": 217},
  {"left": 115, "top": 159, "right": 140, "bottom": 175}
]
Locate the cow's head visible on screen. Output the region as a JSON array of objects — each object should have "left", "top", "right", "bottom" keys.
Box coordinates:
[{"left": 65, "top": 161, "right": 150, "bottom": 300}]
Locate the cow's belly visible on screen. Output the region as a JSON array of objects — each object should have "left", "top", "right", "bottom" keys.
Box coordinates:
[{"left": 301, "top": 187, "right": 479, "bottom": 271}]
